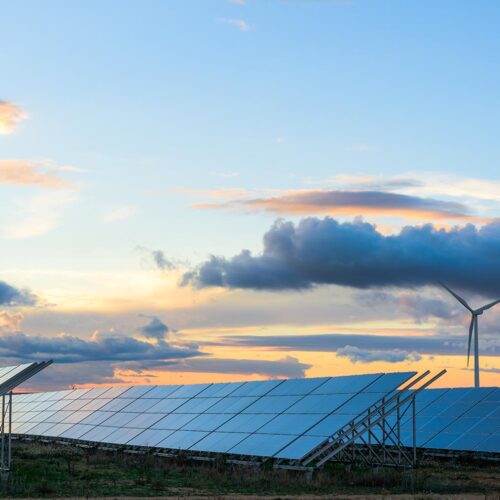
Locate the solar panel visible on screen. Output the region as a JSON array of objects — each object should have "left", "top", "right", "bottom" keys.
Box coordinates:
[
  {"left": 127, "top": 428, "right": 174, "bottom": 447},
  {"left": 399, "top": 387, "right": 500, "bottom": 452},
  {"left": 189, "top": 431, "right": 249, "bottom": 453},
  {"left": 229, "top": 433, "right": 297, "bottom": 457},
  {"left": 158, "top": 430, "right": 208, "bottom": 449},
  {"left": 13, "top": 371, "right": 495, "bottom": 463},
  {"left": 217, "top": 414, "right": 274, "bottom": 433},
  {"left": 274, "top": 435, "right": 325, "bottom": 460}
]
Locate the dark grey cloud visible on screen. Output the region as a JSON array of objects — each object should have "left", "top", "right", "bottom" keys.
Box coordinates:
[
  {"left": 151, "top": 355, "right": 311, "bottom": 378},
  {"left": 151, "top": 250, "right": 175, "bottom": 271},
  {"left": 137, "top": 315, "right": 169, "bottom": 341},
  {"left": 0, "top": 329, "right": 200, "bottom": 364},
  {"left": 184, "top": 218, "right": 500, "bottom": 296},
  {"left": 336, "top": 345, "right": 422, "bottom": 364},
  {"left": 213, "top": 333, "right": 499, "bottom": 357},
  {"left": 136, "top": 246, "right": 176, "bottom": 271},
  {"left": 0, "top": 280, "right": 36, "bottom": 306}
]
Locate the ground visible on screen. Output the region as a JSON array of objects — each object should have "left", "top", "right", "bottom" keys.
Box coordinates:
[{"left": 0, "top": 441, "right": 498, "bottom": 498}]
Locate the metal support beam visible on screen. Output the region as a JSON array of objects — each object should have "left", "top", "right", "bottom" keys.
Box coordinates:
[
  {"left": 301, "top": 370, "right": 446, "bottom": 470},
  {"left": 0, "top": 392, "right": 12, "bottom": 471}
]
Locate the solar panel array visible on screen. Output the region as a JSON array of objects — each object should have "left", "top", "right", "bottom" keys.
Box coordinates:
[
  {"left": 399, "top": 387, "right": 500, "bottom": 454},
  {"left": 11, "top": 372, "right": 415, "bottom": 461},
  {"left": 11, "top": 373, "right": 500, "bottom": 458}
]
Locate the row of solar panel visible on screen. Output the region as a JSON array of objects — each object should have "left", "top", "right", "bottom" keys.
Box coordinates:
[
  {"left": 11, "top": 372, "right": 414, "bottom": 460},
  {"left": 401, "top": 387, "right": 499, "bottom": 453}
]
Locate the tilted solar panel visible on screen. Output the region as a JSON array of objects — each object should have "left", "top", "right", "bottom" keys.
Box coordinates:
[
  {"left": 399, "top": 387, "right": 500, "bottom": 453},
  {"left": 12, "top": 371, "right": 421, "bottom": 463},
  {"left": 11, "top": 371, "right": 498, "bottom": 461}
]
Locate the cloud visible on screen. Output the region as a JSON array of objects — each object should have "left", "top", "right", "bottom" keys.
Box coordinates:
[
  {"left": 318, "top": 175, "right": 425, "bottom": 192},
  {"left": 219, "top": 17, "right": 252, "bottom": 31},
  {"left": 156, "top": 355, "right": 311, "bottom": 378},
  {"left": 0, "top": 160, "right": 72, "bottom": 188},
  {"left": 0, "top": 313, "right": 198, "bottom": 365},
  {"left": 0, "top": 160, "right": 81, "bottom": 238},
  {"left": 137, "top": 247, "right": 177, "bottom": 271},
  {"left": 137, "top": 314, "right": 169, "bottom": 341},
  {"left": 101, "top": 205, "right": 136, "bottom": 223},
  {"left": 0, "top": 311, "right": 24, "bottom": 332},
  {"left": 184, "top": 218, "right": 500, "bottom": 296},
  {"left": 214, "top": 332, "right": 499, "bottom": 356},
  {"left": 21, "top": 361, "right": 124, "bottom": 390},
  {"left": 4, "top": 190, "right": 78, "bottom": 239},
  {"left": 0, "top": 327, "right": 200, "bottom": 364},
  {"left": 227, "top": 0, "right": 246, "bottom": 4},
  {"left": 198, "top": 189, "right": 486, "bottom": 222},
  {"left": 0, "top": 281, "right": 36, "bottom": 306},
  {"left": 152, "top": 250, "right": 176, "bottom": 271},
  {"left": 355, "top": 290, "right": 461, "bottom": 324},
  {"left": 23, "top": 355, "right": 311, "bottom": 390},
  {"left": 466, "top": 366, "right": 500, "bottom": 374},
  {"left": 0, "top": 101, "right": 27, "bottom": 134},
  {"left": 336, "top": 345, "right": 422, "bottom": 364}
]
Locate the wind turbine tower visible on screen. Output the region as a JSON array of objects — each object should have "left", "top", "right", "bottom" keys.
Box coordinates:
[{"left": 441, "top": 283, "right": 500, "bottom": 388}]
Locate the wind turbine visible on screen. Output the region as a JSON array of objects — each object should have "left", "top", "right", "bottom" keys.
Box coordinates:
[{"left": 440, "top": 283, "right": 500, "bottom": 388}]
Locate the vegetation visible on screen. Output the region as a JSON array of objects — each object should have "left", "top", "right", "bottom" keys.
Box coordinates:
[{"left": 0, "top": 441, "right": 498, "bottom": 498}]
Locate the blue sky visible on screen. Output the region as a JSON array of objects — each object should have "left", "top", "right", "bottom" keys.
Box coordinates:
[{"left": 0, "top": 0, "right": 499, "bottom": 389}]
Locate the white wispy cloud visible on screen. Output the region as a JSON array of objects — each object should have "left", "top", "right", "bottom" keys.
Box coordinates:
[
  {"left": 0, "top": 159, "right": 83, "bottom": 238},
  {"left": 0, "top": 101, "right": 27, "bottom": 134},
  {"left": 4, "top": 190, "right": 79, "bottom": 239},
  {"left": 0, "top": 160, "right": 73, "bottom": 188},
  {"left": 219, "top": 17, "right": 252, "bottom": 31},
  {"left": 101, "top": 205, "right": 137, "bottom": 223}
]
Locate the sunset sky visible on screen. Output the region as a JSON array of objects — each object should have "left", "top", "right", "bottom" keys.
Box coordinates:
[{"left": 1, "top": 0, "right": 499, "bottom": 390}]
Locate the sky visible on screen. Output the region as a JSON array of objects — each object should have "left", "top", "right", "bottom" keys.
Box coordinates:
[{"left": 0, "top": 0, "right": 499, "bottom": 390}]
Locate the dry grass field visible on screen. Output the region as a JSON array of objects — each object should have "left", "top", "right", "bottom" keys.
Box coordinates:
[{"left": 0, "top": 441, "right": 498, "bottom": 498}]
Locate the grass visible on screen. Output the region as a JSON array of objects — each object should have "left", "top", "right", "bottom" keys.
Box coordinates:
[{"left": 0, "top": 441, "right": 497, "bottom": 498}]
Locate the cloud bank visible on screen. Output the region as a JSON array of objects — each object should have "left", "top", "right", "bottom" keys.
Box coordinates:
[
  {"left": 200, "top": 190, "right": 481, "bottom": 222},
  {"left": 0, "top": 101, "right": 27, "bottom": 134},
  {"left": 0, "top": 329, "right": 200, "bottom": 364},
  {"left": 162, "top": 355, "right": 310, "bottom": 378},
  {"left": 184, "top": 218, "right": 500, "bottom": 296},
  {"left": 215, "top": 332, "right": 499, "bottom": 356}
]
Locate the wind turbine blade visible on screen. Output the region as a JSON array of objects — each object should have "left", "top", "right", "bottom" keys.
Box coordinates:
[
  {"left": 467, "top": 315, "right": 474, "bottom": 367},
  {"left": 477, "top": 298, "right": 500, "bottom": 313},
  {"left": 439, "top": 282, "right": 473, "bottom": 312}
]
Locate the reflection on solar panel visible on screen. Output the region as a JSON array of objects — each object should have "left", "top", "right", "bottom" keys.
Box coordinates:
[{"left": 11, "top": 370, "right": 498, "bottom": 470}]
